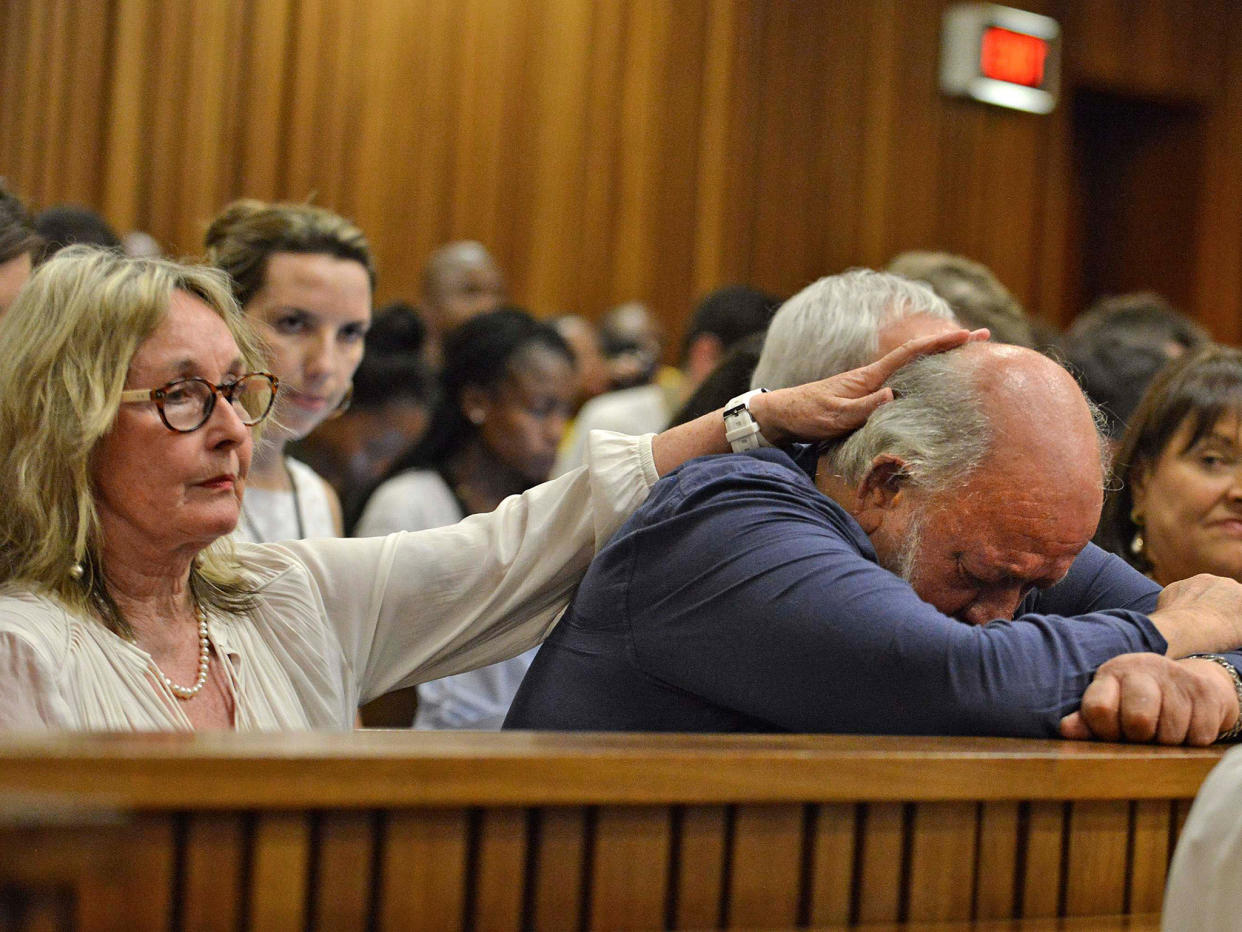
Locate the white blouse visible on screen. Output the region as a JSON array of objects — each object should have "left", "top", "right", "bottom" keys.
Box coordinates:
[{"left": 0, "top": 431, "right": 658, "bottom": 730}]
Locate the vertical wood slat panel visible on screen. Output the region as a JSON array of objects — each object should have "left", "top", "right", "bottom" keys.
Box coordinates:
[
  {"left": 15, "top": 0, "right": 51, "bottom": 203},
  {"left": 282, "top": 0, "right": 327, "bottom": 204},
  {"left": 471, "top": 808, "right": 526, "bottom": 932},
  {"left": 521, "top": 0, "right": 594, "bottom": 316},
  {"left": 233, "top": 0, "right": 294, "bottom": 199},
  {"left": 905, "top": 801, "right": 978, "bottom": 922},
  {"left": 177, "top": 0, "right": 243, "bottom": 252},
  {"left": 377, "top": 809, "right": 469, "bottom": 930},
  {"left": 181, "top": 812, "right": 247, "bottom": 931},
  {"left": 975, "top": 801, "right": 1020, "bottom": 920},
  {"left": 854, "top": 802, "right": 905, "bottom": 925},
  {"left": 806, "top": 803, "right": 857, "bottom": 927},
  {"left": 35, "top": 0, "right": 72, "bottom": 204},
  {"left": 145, "top": 0, "right": 192, "bottom": 253},
  {"left": 314, "top": 811, "right": 376, "bottom": 931},
  {"left": 1129, "top": 800, "right": 1173, "bottom": 915},
  {"left": 1063, "top": 799, "right": 1130, "bottom": 916},
  {"left": 574, "top": 0, "right": 628, "bottom": 318},
  {"left": 5, "top": 0, "right": 1242, "bottom": 350},
  {"left": 59, "top": 0, "right": 111, "bottom": 207},
  {"left": 671, "top": 806, "right": 728, "bottom": 930},
  {"left": 608, "top": 0, "right": 672, "bottom": 303},
  {"left": 316, "top": 0, "right": 363, "bottom": 217},
  {"left": 645, "top": 0, "right": 708, "bottom": 337},
  {"left": 692, "top": 0, "right": 741, "bottom": 299},
  {"left": 528, "top": 807, "right": 587, "bottom": 930},
  {"left": 1021, "top": 801, "right": 1066, "bottom": 919},
  {"left": 589, "top": 805, "right": 672, "bottom": 931},
  {"left": 0, "top": 0, "right": 19, "bottom": 173},
  {"left": 248, "top": 811, "right": 311, "bottom": 931},
  {"left": 448, "top": 0, "right": 523, "bottom": 247},
  {"left": 77, "top": 816, "right": 176, "bottom": 932},
  {"left": 348, "top": 0, "right": 419, "bottom": 294},
  {"left": 402, "top": 0, "right": 463, "bottom": 300},
  {"left": 100, "top": 0, "right": 153, "bottom": 233},
  {"left": 726, "top": 804, "right": 804, "bottom": 928}
]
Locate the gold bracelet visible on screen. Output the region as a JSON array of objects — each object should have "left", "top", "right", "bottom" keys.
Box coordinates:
[{"left": 1189, "top": 653, "right": 1242, "bottom": 742}]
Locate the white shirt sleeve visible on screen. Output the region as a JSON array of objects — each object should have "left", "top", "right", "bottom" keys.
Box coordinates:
[
  {"left": 1163, "top": 746, "right": 1242, "bottom": 931},
  {"left": 272, "top": 430, "right": 659, "bottom": 704}
]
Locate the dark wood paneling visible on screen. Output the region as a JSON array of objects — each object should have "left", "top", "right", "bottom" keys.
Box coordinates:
[{"left": 1, "top": 0, "right": 1240, "bottom": 340}]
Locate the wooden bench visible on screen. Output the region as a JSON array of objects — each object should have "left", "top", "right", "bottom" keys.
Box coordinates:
[{"left": 0, "top": 732, "right": 1223, "bottom": 930}]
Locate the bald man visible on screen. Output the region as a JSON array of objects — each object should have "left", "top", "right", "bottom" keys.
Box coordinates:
[
  {"left": 420, "top": 240, "right": 506, "bottom": 341},
  {"left": 507, "top": 340, "right": 1242, "bottom": 741}
]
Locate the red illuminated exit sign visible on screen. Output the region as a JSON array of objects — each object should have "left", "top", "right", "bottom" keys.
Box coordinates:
[{"left": 940, "top": 4, "right": 1060, "bottom": 114}]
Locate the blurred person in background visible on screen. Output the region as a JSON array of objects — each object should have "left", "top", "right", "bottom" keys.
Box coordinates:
[
  {"left": 355, "top": 307, "right": 576, "bottom": 728},
  {"left": 1099, "top": 344, "right": 1242, "bottom": 587},
  {"left": 886, "top": 250, "right": 1035, "bottom": 348},
  {"left": 122, "top": 230, "right": 163, "bottom": 259},
  {"left": 205, "top": 199, "right": 375, "bottom": 541},
  {"left": 34, "top": 204, "right": 122, "bottom": 261},
  {"left": 598, "top": 300, "right": 667, "bottom": 390},
  {"left": 419, "top": 240, "right": 506, "bottom": 365},
  {"left": 551, "top": 313, "right": 611, "bottom": 412},
  {"left": 556, "top": 286, "right": 780, "bottom": 475},
  {"left": 0, "top": 180, "right": 41, "bottom": 316},
  {"left": 1064, "top": 291, "right": 1209, "bottom": 444}
]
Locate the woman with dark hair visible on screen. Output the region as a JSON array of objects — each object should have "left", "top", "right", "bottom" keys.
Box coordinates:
[
  {"left": 1099, "top": 344, "right": 1242, "bottom": 585},
  {"left": 355, "top": 307, "right": 577, "bottom": 727}
]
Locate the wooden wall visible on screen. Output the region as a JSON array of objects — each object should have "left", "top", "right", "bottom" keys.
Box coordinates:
[{"left": 2, "top": 0, "right": 1241, "bottom": 342}]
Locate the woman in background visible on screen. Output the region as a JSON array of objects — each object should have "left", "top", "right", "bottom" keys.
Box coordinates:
[
  {"left": 1098, "top": 344, "right": 1242, "bottom": 585},
  {"left": 355, "top": 307, "right": 576, "bottom": 728},
  {"left": 205, "top": 199, "right": 373, "bottom": 541}
]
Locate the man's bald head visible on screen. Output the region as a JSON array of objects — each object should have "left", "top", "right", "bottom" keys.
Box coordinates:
[
  {"left": 421, "top": 240, "right": 506, "bottom": 334},
  {"left": 822, "top": 343, "right": 1107, "bottom": 625}
]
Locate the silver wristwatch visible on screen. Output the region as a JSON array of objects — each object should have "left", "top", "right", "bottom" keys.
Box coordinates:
[
  {"left": 723, "top": 388, "right": 772, "bottom": 453},
  {"left": 1191, "top": 653, "right": 1242, "bottom": 741}
]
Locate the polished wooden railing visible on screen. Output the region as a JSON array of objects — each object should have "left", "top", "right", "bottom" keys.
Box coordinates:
[{"left": 0, "top": 732, "right": 1222, "bottom": 930}]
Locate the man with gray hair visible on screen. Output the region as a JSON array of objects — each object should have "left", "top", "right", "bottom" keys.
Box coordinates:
[
  {"left": 507, "top": 278, "right": 1242, "bottom": 741},
  {"left": 750, "top": 268, "right": 958, "bottom": 390}
]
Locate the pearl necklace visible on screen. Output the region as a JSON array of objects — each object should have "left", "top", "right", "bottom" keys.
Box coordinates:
[{"left": 157, "top": 606, "right": 211, "bottom": 700}]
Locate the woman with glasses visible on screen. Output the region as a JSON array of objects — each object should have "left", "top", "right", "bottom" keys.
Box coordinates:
[
  {"left": 355, "top": 307, "right": 576, "bottom": 729},
  {"left": 204, "top": 199, "right": 373, "bottom": 542},
  {"left": 0, "top": 246, "right": 975, "bottom": 729}
]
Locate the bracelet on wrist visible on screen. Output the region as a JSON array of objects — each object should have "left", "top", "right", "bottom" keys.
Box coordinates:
[{"left": 1189, "top": 653, "right": 1242, "bottom": 742}]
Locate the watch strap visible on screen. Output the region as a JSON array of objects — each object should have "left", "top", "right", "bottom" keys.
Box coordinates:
[{"left": 723, "top": 388, "right": 771, "bottom": 453}]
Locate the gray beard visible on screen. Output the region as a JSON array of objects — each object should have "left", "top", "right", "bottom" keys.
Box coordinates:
[{"left": 882, "top": 507, "right": 925, "bottom": 588}]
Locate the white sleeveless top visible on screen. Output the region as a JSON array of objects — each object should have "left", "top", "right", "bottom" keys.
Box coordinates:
[{"left": 234, "top": 457, "right": 337, "bottom": 543}]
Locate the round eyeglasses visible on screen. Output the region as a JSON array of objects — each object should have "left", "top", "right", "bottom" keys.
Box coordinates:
[{"left": 119, "top": 372, "right": 280, "bottom": 433}]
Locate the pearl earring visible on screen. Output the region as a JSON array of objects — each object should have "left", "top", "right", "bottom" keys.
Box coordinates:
[
  {"left": 68, "top": 562, "right": 84, "bottom": 580},
  {"left": 1129, "top": 509, "right": 1145, "bottom": 557},
  {"left": 468, "top": 409, "right": 485, "bottom": 425}
]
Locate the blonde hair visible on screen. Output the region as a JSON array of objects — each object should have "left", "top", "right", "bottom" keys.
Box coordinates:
[
  {"left": 0, "top": 245, "right": 268, "bottom": 636},
  {"left": 204, "top": 199, "right": 376, "bottom": 307}
]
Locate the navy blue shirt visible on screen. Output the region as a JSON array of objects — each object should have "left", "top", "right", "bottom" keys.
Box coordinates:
[{"left": 506, "top": 448, "right": 1179, "bottom": 736}]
